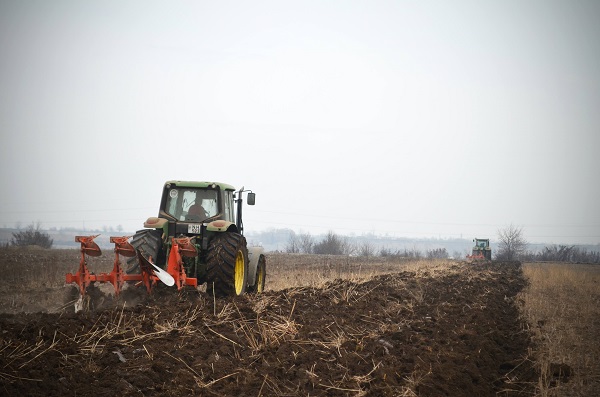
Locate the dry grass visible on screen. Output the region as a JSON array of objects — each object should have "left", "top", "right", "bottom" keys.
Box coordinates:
[
  {"left": 519, "top": 262, "right": 600, "bottom": 396},
  {"left": 264, "top": 253, "right": 455, "bottom": 291}
]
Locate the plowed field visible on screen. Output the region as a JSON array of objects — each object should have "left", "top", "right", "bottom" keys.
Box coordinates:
[{"left": 0, "top": 250, "right": 536, "bottom": 396}]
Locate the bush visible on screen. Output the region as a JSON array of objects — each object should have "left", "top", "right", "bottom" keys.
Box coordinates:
[
  {"left": 11, "top": 223, "right": 53, "bottom": 249},
  {"left": 313, "top": 231, "right": 352, "bottom": 255},
  {"left": 379, "top": 247, "right": 423, "bottom": 259},
  {"left": 427, "top": 247, "right": 448, "bottom": 259}
]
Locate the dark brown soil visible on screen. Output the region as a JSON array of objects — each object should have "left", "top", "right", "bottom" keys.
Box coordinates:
[{"left": 0, "top": 261, "right": 536, "bottom": 396}]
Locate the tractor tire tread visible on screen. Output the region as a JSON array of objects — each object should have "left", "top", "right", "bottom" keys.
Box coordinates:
[
  {"left": 206, "top": 233, "right": 248, "bottom": 296},
  {"left": 126, "top": 229, "right": 163, "bottom": 273}
]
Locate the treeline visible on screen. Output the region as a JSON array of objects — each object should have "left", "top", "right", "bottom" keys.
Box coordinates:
[
  {"left": 381, "top": 247, "right": 449, "bottom": 259},
  {"left": 521, "top": 245, "right": 600, "bottom": 263},
  {"left": 286, "top": 231, "right": 600, "bottom": 263},
  {"left": 286, "top": 231, "right": 449, "bottom": 259}
]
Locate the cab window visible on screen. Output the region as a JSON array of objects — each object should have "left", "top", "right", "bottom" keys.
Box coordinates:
[
  {"left": 165, "top": 188, "right": 218, "bottom": 221},
  {"left": 223, "top": 190, "right": 234, "bottom": 222}
]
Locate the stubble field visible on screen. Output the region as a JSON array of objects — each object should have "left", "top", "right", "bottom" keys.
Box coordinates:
[{"left": 0, "top": 247, "right": 597, "bottom": 396}]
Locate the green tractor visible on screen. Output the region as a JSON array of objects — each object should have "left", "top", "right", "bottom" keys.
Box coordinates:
[
  {"left": 467, "top": 238, "right": 492, "bottom": 260},
  {"left": 126, "top": 181, "right": 266, "bottom": 296}
]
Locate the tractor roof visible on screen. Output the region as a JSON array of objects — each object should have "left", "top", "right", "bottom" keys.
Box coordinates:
[{"left": 164, "top": 180, "right": 236, "bottom": 191}]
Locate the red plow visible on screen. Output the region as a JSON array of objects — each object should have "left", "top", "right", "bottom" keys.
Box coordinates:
[
  {"left": 466, "top": 251, "right": 487, "bottom": 261},
  {"left": 66, "top": 235, "right": 198, "bottom": 297}
]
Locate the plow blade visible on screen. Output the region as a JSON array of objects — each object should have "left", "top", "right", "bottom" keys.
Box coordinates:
[{"left": 138, "top": 249, "right": 175, "bottom": 288}]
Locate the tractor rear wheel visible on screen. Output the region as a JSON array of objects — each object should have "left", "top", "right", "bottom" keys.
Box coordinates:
[
  {"left": 248, "top": 254, "right": 266, "bottom": 294},
  {"left": 126, "top": 229, "right": 163, "bottom": 273},
  {"left": 206, "top": 232, "right": 248, "bottom": 296}
]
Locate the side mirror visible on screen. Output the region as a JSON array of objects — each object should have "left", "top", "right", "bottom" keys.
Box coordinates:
[{"left": 247, "top": 192, "right": 256, "bottom": 205}]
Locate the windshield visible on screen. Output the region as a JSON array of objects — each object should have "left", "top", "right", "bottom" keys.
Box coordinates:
[{"left": 165, "top": 187, "right": 219, "bottom": 221}]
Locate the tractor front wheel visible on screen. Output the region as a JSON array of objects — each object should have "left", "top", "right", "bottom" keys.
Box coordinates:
[{"left": 206, "top": 233, "right": 248, "bottom": 296}]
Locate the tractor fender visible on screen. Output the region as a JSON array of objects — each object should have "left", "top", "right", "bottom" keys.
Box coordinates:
[
  {"left": 205, "top": 220, "right": 238, "bottom": 232},
  {"left": 246, "top": 246, "right": 264, "bottom": 287},
  {"left": 143, "top": 217, "right": 169, "bottom": 242},
  {"left": 144, "top": 217, "right": 168, "bottom": 229}
]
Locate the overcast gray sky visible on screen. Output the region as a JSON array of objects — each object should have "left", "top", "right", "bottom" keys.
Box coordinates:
[{"left": 1, "top": 0, "right": 599, "bottom": 245}]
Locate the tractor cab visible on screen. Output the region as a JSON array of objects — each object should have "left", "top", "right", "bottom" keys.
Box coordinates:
[
  {"left": 143, "top": 181, "right": 252, "bottom": 242},
  {"left": 160, "top": 183, "right": 235, "bottom": 224},
  {"left": 475, "top": 239, "right": 489, "bottom": 249}
]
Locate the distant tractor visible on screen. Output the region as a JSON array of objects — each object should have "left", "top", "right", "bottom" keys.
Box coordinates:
[
  {"left": 467, "top": 238, "right": 492, "bottom": 260},
  {"left": 66, "top": 181, "right": 266, "bottom": 298}
]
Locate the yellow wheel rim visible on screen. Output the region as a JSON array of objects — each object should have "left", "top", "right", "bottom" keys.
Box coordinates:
[{"left": 234, "top": 250, "right": 245, "bottom": 295}]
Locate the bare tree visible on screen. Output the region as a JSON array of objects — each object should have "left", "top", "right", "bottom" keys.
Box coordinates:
[
  {"left": 496, "top": 224, "right": 527, "bottom": 260},
  {"left": 342, "top": 238, "right": 356, "bottom": 256},
  {"left": 285, "top": 231, "right": 299, "bottom": 253},
  {"left": 298, "top": 233, "right": 314, "bottom": 254}
]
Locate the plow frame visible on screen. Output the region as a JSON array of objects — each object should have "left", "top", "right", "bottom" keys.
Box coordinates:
[
  {"left": 66, "top": 235, "right": 198, "bottom": 297},
  {"left": 467, "top": 251, "right": 486, "bottom": 260}
]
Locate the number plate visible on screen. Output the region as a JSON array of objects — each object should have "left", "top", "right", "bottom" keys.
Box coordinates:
[{"left": 187, "top": 224, "right": 202, "bottom": 234}]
